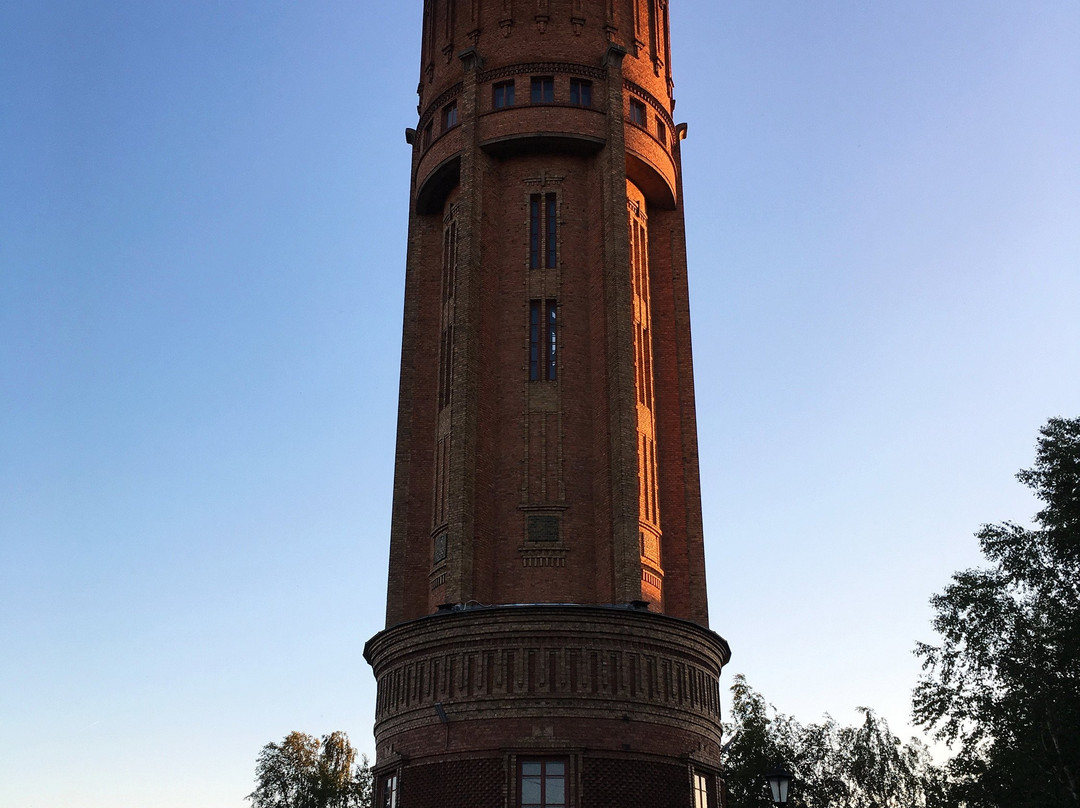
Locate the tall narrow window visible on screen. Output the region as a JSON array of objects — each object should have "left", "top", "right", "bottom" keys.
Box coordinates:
[
  {"left": 529, "top": 300, "right": 557, "bottom": 382},
  {"left": 530, "top": 76, "right": 554, "bottom": 103},
  {"left": 629, "top": 98, "right": 647, "bottom": 126},
  {"left": 381, "top": 775, "right": 398, "bottom": 808},
  {"left": 529, "top": 193, "right": 557, "bottom": 269},
  {"left": 656, "top": 118, "right": 667, "bottom": 145},
  {"left": 443, "top": 100, "right": 458, "bottom": 129},
  {"left": 693, "top": 772, "right": 708, "bottom": 808},
  {"left": 520, "top": 759, "right": 567, "bottom": 808},
  {"left": 569, "top": 78, "right": 592, "bottom": 106}
]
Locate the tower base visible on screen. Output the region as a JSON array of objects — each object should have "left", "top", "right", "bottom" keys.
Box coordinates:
[{"left": 364, "top": 604, "right": 731, "bottom": 808}]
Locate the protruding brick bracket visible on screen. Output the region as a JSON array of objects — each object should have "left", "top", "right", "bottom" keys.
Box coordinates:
[
  {"left": 405, "top": 128, "right": 417, "bottom": 145},
  {"left": 677, "top": 122, "right": 689, "bottom": 141},
  {"left": 458, "top": 46, "right": 484, "bottom": 72},
  {"left": 603, "top": 43, "right": 628, "bottom": 67}
]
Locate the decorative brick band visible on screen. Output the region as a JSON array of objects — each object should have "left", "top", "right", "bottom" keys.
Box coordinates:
[
  {"left": 364, "top": 604, "right": 730, "bottom": 752},
  {"left": 478, "top": 61, "right": 607, "bottom": 84}
]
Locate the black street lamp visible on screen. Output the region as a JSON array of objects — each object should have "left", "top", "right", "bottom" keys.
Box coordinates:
[{"left": 765, "top": 766, "right": 793, "bottom": 806}]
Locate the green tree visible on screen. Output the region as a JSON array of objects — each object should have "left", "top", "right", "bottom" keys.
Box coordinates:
[
  {"left": 914, "top": 416, "right": 1080, "bottom": 808},
  {"left": 248, "top": 731, "right": 372, "bottom": 808},
  {"left": 723, "top": 675, "right": 945, "bottom": 808}
]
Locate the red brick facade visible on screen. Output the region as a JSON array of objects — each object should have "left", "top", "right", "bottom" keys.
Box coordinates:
[{"left": 367, "top": 2, "right": 729, "bottom": 805}]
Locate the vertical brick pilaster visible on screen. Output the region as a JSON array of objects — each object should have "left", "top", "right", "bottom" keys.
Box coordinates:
[{"left": 599, "top": 44, "right": 641, "bottom": 606}]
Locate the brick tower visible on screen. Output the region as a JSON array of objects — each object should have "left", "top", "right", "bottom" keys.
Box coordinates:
[{"left": 364, "top": 2, "right": 730, "bottom": 807}]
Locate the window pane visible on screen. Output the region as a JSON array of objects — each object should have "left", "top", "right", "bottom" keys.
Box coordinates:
[
  {"left": 546, "top": 302, "right": 557, "bottom": 381},
  {"left": 522, "top": 777, "right": 542, "bottom": 805},
  {"left": 545, "top": 761, "right": 564, "bottom": 776},
  {"left": 522, "top": 762, "right": 542, "bottom": 776},
  {"left": 546, "top": 779, "right": 565, "bottom": 806}
]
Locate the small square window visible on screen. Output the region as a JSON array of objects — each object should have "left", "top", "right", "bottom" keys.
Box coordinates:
[
  {"left": 443, "top": 101, "right": 459, "bottom": 129},
  {"left": 531, "top": 76, "right": 554, "bottom": 104},
  {"left": 569, "top": 78, "right": 592, "bottom": 107},
  {"left": 493, "top": 80, "right": 515, "bottom": 109},
  {"left": 629, "top": 98, "right": 646, "bottom": 126}
]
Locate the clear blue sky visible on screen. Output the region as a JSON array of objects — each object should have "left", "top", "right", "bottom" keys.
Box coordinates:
[{"left": 1, "top": 2, "right": 1077, "bottom": 806}]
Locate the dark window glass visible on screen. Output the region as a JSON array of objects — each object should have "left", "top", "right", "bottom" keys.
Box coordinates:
[
  {"left": 656, "top": 118, "right": 667, "bottom": 145},
  {"left": 423, "top": 122, "right": 433, "bottom": 149},
  {"left": 493, "top": 80, "right": 515, "bottom": 108},
  {"left": 546, "top": 301, "right": 557, "bottom": 380},
  {"left": 433, "top": 530, "right": 448, "bottom": 563},
  {"left": 531, "top": 76, "right": 554, "bottom": 103},
  {"left": 530, "top": 193, "right": 557, "bottom": 269},
  {"left": 529, "top": 300, "right": 557, "bottom": 382},
  {"left": 569, "top": 78, "right": 592, "bottom": 107},
  {"left": 443, "top": 101, "right": 458, "bottom": 129},
  {"left": 629, "top": 98, "right": 646, "bottom": 126}
]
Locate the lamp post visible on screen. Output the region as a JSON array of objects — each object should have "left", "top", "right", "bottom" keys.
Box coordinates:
[{"left": 765, "top": 766, "right": 793, "bottom": 806}]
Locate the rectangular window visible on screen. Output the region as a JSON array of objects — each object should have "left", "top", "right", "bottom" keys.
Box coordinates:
[
  {"left": 629, "top": 98, "right": 646, "bottom": 126},
  {"left": 423, "top": 121, "right": 433, "bottom": 149},
  {"left": 693, "top": 772, "right": 708, "bottom": 808},
  {"left": 381, "top": 775, "right": 398, "bottom": 808},
  {"left": 656, "top": 118, "right": 667, "bottom": 145},
  {"left": 520, "top": 759, "right": 567, "bottom": 808},
  {"left": 493, "top": 80, "right": 515, "bottom": 108},
  {"left": 529, "top": 300, "right": 557, "bottom": 382},
  {"left": 530, "top": 76, "right": 554, "bottom": 104},
  {"left": 529, "top": 193, "right": 557, "bottom": 269},
  {"left": 569, "top": 78, "right": 592, "bottom": 107},
  {"left": 443, "top": 100, "right": 458, "bottom": 129}
]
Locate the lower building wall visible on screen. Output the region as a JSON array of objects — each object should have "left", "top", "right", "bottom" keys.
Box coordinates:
[{"left": 379, "top": 753, "right": 722, "bottom": 808}]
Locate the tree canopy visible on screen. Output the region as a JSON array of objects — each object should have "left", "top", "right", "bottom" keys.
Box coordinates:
[
  {"left": 913, "top": 416, "right": 1080, "bottom": 808},
  {"left": 722, "top": 674, "right": 946, "bottom": 808},
  {"left": 247, "top": 731, "right": 372, "bottom": 808}
]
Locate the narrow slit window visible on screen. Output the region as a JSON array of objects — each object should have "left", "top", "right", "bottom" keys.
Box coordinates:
[
  {"left": 529, "top": 299, "right": 557, "bottom": 382},
  {"left": 529, "top": 193, "right": 557, "bottom": 269}
]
